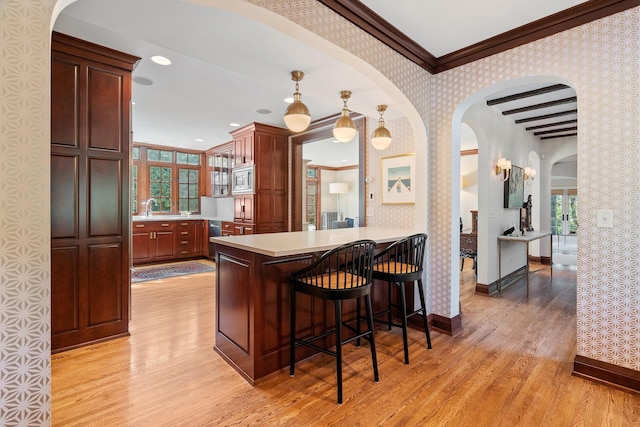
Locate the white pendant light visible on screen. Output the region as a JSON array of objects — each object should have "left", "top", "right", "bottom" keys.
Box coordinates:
[
  {"left": 371, "top": 104, "right": 391, "bottom": 150},
  {"left": 332, "top": 90, "right": 357, "bottom": 142},
  {"left": 283, "top": 70, "right": 311, "bottom": 133}
]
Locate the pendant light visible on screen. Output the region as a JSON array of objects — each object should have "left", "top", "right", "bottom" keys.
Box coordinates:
[
  {"left": 332, "top": 90, "right": 357, "bottom": 142},
  {"left": 284, "top": 70, "right": 311, "bottom": 133},
  {"left": 371, "top": 104, "right": 392, "bottom": 150}
]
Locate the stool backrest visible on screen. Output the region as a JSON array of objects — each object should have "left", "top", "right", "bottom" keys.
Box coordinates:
[
  {"left": 291, "top": 239, "right": 376, "bottom": 290},
  {"left": 373, "top": 233, "right": 428, "bottom": 274}
]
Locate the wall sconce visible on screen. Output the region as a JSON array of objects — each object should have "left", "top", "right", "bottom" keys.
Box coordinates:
[
  {"left": 371, "top": 105, "right": 391, "bottom": 150},
  {"left": 333, "top": 90, "right": 357, "bottom": 142},
  {"left": 524, "top": 166, "right": 537, "bottom": 185},
  {"left": 283, "top": 70, "right": 311, "bottom": 133},
  {"left": 495, "top": 157, "right": 511, "bottom": 181}
]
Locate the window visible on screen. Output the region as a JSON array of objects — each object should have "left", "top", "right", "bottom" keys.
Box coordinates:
[
  {"left": 133, "top": 145, "right": 203, "bottom": 215},
  {"left": 178, "top": 168, "right": 199, "bottom": 213}
]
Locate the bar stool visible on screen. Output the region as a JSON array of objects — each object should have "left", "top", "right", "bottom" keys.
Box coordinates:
[
  {"left": 371, "top": 233, "right": 431, "bottom": 364},
  {"left": 290, "top": 239, "right": 379, "bottom": 404}
]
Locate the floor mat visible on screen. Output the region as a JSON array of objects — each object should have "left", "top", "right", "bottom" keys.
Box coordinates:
[{"left": 131, "top": 262, "right": 215, "bottom": 283}]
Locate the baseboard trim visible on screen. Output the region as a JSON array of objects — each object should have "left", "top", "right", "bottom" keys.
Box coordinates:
[
  {"left": 431, "top": 313, "right": 463, "bottom": 337},
  {"left": 573, "top": 355, "right": 640, "bottom": 394},
  {"left": 475, "top": 266, "right": 528, "bottom": 296}
]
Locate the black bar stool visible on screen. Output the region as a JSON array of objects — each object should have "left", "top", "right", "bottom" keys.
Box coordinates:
[
  {"left": 290, "top": 239, "right": 379, "bottom": 404},
  {"left": 371, "top": 233, "right": 432, "bottom": 364}
]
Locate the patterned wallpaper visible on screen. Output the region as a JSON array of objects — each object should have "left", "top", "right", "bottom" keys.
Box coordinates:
[{"left": 0, "top": 0, "right": 638, "bottom": 422}]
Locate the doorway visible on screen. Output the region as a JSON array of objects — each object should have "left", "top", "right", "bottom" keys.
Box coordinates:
[{"left": 551, "top": 189, "right": 577, "bottom": 265}]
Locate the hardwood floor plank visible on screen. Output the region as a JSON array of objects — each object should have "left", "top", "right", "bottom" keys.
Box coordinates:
[{"left": 51, "top": 260, "right": 640, "bottom": 426}]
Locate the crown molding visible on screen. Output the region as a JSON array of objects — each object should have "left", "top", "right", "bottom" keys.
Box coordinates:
[{"left": 317, "top": 0, "right": 640, "bottom": 74}]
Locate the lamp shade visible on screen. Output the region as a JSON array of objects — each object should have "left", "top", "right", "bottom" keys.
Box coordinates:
[
  {"left": 333, "top": 111, "right": 356, "bottom": 142},
  {"left": 371, "top": 125, "right": 391, "bottom": 150},
  {"left": 283, "top": 70, "right": 310, "bottom": 133},
  {"left": 284, "top": 100, "right": 311, "bottom": 132},
  {"left": 371, "top": 105, "right": 391, "bottom": 150},
  {"left": 329, "top": 182, "right": 348, "bottom": 194}
]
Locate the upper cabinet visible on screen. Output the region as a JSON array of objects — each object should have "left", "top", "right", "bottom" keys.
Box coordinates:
[
  {"left": 205, "top": 141, "right": 233, "bottom": 197},
  {"left": 233, "top": 129, "right": 254, "bottom": 167}
]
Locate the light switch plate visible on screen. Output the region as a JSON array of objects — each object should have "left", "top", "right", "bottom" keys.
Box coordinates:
[
  {"left": 366, "top": 207, "right": 374, "bottom": 217},
  {"left": 597, "top": 209, "right": 613, "bottom": 228}
]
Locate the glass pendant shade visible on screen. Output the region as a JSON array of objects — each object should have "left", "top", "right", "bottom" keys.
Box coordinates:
[
  {"left": 332, "top": 90, "right": 356, "bottom": 142},
  {"left": 371, "top": 105, "right": 391, "bottom": 150},
  {"left": 283, "top": 70, "right": 310, "bottom": 133}
]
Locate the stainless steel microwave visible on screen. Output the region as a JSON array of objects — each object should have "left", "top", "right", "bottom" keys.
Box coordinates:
[{"left": 231, "top": 165, "right": 254, "bottom": 194}]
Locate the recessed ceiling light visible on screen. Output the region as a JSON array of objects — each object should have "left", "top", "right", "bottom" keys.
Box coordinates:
[
  {"left": 332, "top": 139, "right": 340, "bottom": 143},
  {"left": 131, "top": 101, "right": 136, "bottom": 105},
  {"left": 151, "top": 55, "right": 172, "bottom": 65},
  {"left": 284, "top": 97, "right": 293, "bottom": 104},
  {"left": 133, "top": 76, "right": 154, "bottom": 86},
  {"left": 256, "top": 109, "right": 272, "bottom": 115},
  {"left": 229, "top": 123, "right": 240, "bottom": 127},
  {"left": 195, "top": 138, "right": 204, "bottom": 142}
]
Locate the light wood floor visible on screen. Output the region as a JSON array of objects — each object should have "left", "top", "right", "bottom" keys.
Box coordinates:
[{"left": 51, "top": 260, "right": 640, "bottom": 426}]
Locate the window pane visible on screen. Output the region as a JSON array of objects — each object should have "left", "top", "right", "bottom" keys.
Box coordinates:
[
  {"left": 179, "top": 183, "right": 188, "bottom": 198},
  {"left": 150, "top": 182, "right": 160, "bottom": 197},
  {"left": 150, "top": 166, "right": 160, "bottom": 181},
  {"left": 188, "top": 199, "right": 199, "bottom": 212},
  {"left": 147, "top": 149, "right": 160, "bottom": 161},
  {"left": 176, "top": 152, "right": 187, "bottom": 164},
  {"left": 189, "top": 169, "right": 198, "bottom": 183},
  {"left": 160, "top": 150, "right": 173, "bottom": 162},
  {"left": 179, "top": 169, "right": 188, "bottom": 182},
  {"left": 132, "top": 146, "right": 140, "bottom": 160},
  {"left": 189, "top": 185, "right": 198, "bottom": 198},
  {"left": 162, "top": 167, "right": 171, "bottom": 182},
  {"left": 188, "top": 153, "right": 200, "bottom": 165},
  {"left": 160, "top": 199, "right": 171, "bottom": 212}
]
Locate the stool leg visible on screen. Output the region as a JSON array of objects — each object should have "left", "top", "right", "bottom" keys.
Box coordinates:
[
  {"left": 417, "top": 279, "right": 432, "bottom": 349},
  {"left": 460, "top": 257, "right": 464, "bottom": 271},
  {"left": 386, "top": 280, "right": 392, "bottom": 331},
  {"left": 290, "top": 288, "right": 296, "bottom": 376},
  {"left": 334, "top": 299, "right": 343, "bottom": 404},
  {"left": 365, "top": 294, "right": 379, "bottom": 383},
  {"left": 398, "top": 282, "right": 410, "bottom": 364},
  {"left": 356, "top": 297, "right": 361, "bottom": 347}
]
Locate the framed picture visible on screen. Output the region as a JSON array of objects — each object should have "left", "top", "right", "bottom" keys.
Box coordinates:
[
  {"left": 381, "top": 153, "right": 415, "bottom": 204},
  {"left": 504, "top": 165, "right": 524, "bottom": 208}
]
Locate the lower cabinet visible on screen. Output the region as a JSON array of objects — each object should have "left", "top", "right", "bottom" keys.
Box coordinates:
[
  {"left": 132, "top": 219, "right": 205, "bottom": 265},
  {"left": 222, "top": 221, "right": 253, "bottom": 236}
]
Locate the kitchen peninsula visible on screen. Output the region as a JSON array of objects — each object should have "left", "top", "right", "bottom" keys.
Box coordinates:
[{"left": 210, "top": 227, "right": 418, "bottom": 384}]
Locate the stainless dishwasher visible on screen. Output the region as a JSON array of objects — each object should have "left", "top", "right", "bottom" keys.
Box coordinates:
[{"left": 208, "top": 220, "right": 221, "bottom": 259}]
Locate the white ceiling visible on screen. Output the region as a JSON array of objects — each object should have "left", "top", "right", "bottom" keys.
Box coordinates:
[{"left": 54, "top": 0, "right": 585, "bottom": 157}]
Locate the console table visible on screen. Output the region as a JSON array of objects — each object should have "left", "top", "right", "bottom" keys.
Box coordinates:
[{"left": 497, "top": 230, "right": 552, "bottom": 296}]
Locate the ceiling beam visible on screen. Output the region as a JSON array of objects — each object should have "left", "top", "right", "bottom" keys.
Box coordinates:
[
  {"left": 515, "top": 109, "right": 577, "bottom": 124},
  {"left": 534, "top": 126, "right": 578, "bottom": 136},
  {"left": 541, "top": 133, "right": 578, "bottom": 140},
  {"left": 317, "top": 0, "right": 640, "bottom": 74},
  {"left": 486, "top": 84, "right": 568, "bottom": 105},
  {"left": 525, "top": 119, "right": 577, "bottom": 130},
  {"left": 502, "top": 97, "right": 577, "bottom": 115}
]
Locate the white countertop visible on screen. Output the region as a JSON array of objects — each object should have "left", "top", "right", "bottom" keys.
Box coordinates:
[{"left": 210, "top": 227, "right": 420, "bottom": 257}]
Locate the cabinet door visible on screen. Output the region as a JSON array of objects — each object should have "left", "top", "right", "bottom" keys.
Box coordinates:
[
  {"left": 234, "top": 133, "right": 253, "bottom": 166},
  {"left": 155, "top": 230, "right": 175, "bottom": 259},
  {"left": 242, "top": 195, "right": 253, "bottom": 223},
  {"left": 132, "top": 229, "right": 153, "bottom": 263}
]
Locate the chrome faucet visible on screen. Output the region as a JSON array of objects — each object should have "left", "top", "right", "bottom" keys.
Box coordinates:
[{"left": 145, "top": 198, "right": 157, "bottom": 217}]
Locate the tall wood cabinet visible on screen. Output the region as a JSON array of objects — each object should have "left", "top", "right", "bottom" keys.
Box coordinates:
[
  {"left": 50, "top": 32, "right": 139, "bottom": 352},
  {"left": 230, "top": 123, "right": 289, "bottom": 234}
]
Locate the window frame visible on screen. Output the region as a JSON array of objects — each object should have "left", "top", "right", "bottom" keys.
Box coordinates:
[{"left": 132, "top": 143, "right": 205, "bottom": 215}]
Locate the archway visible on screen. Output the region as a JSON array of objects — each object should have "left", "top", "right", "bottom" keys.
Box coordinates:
[{"left": 451, "top": 76, "right": 577, "bottom": 296}]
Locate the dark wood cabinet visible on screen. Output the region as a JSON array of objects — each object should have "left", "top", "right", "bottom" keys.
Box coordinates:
[
  {"left": 132, "top": 221, "right": 176, "bottom": 263},
  {"left": 50, "top": 32, "right": 139, "bottom": 352},
  {"left": 206, "top": 142, "right": 233, "bottom": 197},
  {"left": 230, "top": 123, "right": 289, "bottom": 234},
  {"left": 132, "top": 219, "right": 205, "bottom": 264}
]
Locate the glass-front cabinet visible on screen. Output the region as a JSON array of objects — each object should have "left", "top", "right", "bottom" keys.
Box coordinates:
[{"left": 206, "top": 141, "right": 233, "bottom": 197}]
